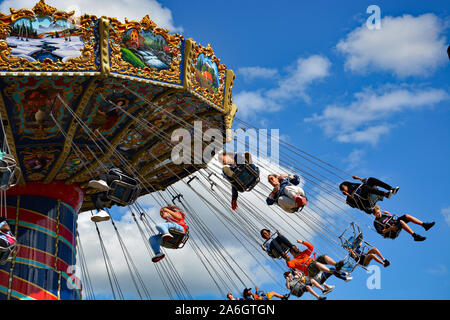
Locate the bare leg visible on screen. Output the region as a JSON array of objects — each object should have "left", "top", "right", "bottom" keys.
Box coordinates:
[
  {"left": 404, "top": 214, "right": 423, "bottom": 226},
  {"left": 399, "top": 220, "right": 414, "bottom": 235},
  {"left": 322, "top": 254, "right": 337, "bottom": 266},
  {"left": 269, "top": 291, "right": 284, "bottom": 299},
  {"left": 310, "top": 278, "right": 325, "bottom": 291},
  {"left": 363, "top": 248, "right": 385, "bottom": 266},
  {"left": 305, "top": 285, "right": 320, "bottom": 299}
]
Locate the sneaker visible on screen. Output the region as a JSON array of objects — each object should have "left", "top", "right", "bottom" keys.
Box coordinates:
[
  {"left": 281, "top": 293, "right": 290, "bottom": 300},
  {"left": 383, "top": 259, "right": 390, "bottom": 268},
  {"left": 322, "top": 285, "right": 335, "bottom": 295},
  {"left": 392, "top": 187, "right": 400, "bottom": 195},
  {"left": 335, "top": 260, "right": 344, "bottom": 271},
  {"left": 152, "top": 253, "right": 165, "bottom": 263},
  {"left": 295, "top": 196, "right": 307, "bottom": 208},
  {"left": 345, "top": 277, "right": 353, "bottom": 283},
  {"left": 413, "top": 233, "right": 426, "bottom": 242},
  {"left": 318, "top": 296, "right": 327, "bottom": 300},
  {"left": 91, "top": 210, "right": 110, "bottom": 222},
  {"left": 162, "top": 233, "right": 174, "bottom": 241},
  {"left": 422, "top": 222, "right": 435, "bottom": 231},
  {"left": 88, "top": 179, "right": 109, "bottom": 192}
]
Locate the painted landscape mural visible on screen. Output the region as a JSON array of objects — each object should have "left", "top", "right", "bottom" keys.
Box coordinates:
[
  {"left": 194, "top": 53, "right": 220, "bottom": 94},
  {"left": 121, "top": 28, "right": 172, "bottom": 70},
  {"left": 6, "top": 16, "right": 83, "bottom": 62}
]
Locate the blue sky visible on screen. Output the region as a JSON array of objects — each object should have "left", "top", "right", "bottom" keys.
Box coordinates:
[
  {"left": 158, "top": 0, "right": 449, "bottom": 299},
  {"left": 4, "top": 0, "right": 447, "bottom": 300}
]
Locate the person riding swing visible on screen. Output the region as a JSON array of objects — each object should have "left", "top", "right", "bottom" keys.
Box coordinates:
[
  {"left": 260, "top": 229, "right": 300, "bottom": 260},
  {"left": 0, "top": 218, "right": 17, "bottom": 264},
  {"left": 88, "top": 167, "right": 139, "bottom": 222},
  {"left": 372, "top": 205, "right": 435, "bottom": 242},
  {"left": 266, "top": 174, "right": 308, "bottom": 213},
  {"left": 149, "top": 205, "right": 189, "bottom": 263},
  {"left": 339, "top": 176, "right": 399, "bottom": 214},
  {"left": 218, "top": 151, "right": 260, "bottom": 211}
]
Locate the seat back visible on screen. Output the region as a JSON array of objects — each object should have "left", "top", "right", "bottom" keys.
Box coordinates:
[
  {"left": 107, "top": 179, "right": 140, "bottom": 206},
  {"left": 161, "top": 228, "right": 189, "bottom": 249},
  {"left": 231, "top": 164, "right": 260, "bottom": 192}
]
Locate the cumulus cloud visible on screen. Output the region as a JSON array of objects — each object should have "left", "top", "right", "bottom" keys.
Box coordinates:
[
  {"left": 0, "top": 0, "right": 182, "bottom": 32},
  {"left": 336, "top": 14, "right": 448, "bottom": 77},
  {"left": 234, "top": 55, "right": 331, "bottom": 119},
  {"left": 305, "top": 86, "right": 449, "bottom": 145},
  {"left": 238, "top": 66, "right": 279, "bottom": 82}
]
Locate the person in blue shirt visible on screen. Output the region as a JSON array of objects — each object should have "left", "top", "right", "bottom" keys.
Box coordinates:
[
  {"left": 266, "top": 174, "right": 307, "bottom": 213},
  {"left": 260, "top": 228, "right": 300, "bottom": 260}
]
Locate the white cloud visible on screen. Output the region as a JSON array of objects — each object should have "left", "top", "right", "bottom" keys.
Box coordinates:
[
  {"left": 442, "top": 206, "right": 450, "bottom": 227},
  {"left": 1, "top": 0, "right": 182, "bottom": 32},
  {"left": 336, "top": 14, "right": 448, "bottom": 77},
  {"left": 305, "top": 86, "right": 449, "bottom": 145},
  {"left": 234, "top": 55, "right": 331, "bottom": 119},
  {"left": 238, "top": 66, "right": 278, "bottom": 82}
]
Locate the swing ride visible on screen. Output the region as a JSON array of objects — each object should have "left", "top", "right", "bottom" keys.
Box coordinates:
[{"left": 0, "top": 1, "right": 436, "bottom": 301}]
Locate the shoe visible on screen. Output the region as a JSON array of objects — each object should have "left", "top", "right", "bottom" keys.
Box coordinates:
[
  {"left": 335, "top": 260, "right": 344, "bottom": 271},
  {"left": 413, "top": 233, "right": 426, "bottom": 241},
  {"left": 322, "top": 285, "right": 335, "bottom": 295},
  {"left": 162, "top": 233, "right": 174, "bottom": 241},
  {"left": 345, "top": 277, "right": 353, "bottom": 283},
  {"left": 318, "top": 296, "right": 327, "bottom": 300},
  {"left": 281, "top": 293, "right": 290, "bottom": 300},
  {"left": 385, "top": 190, "right": 393, "bottom": 199},
  {"left": 152, "top": 253, "right": 165, "bottom": 263},
  {"left": 392, "top": 187, "right": 400, "bottom": 195},
  {"left": 88, "top": 179, "right": 109, "bottom": 192},
  {"left": 383, "top": 259, "right": 390, "bottom": 268},
  {"left": 91, "top": 210, "right": 110, "bottom": 222},
  {"left": 295, "top": 196, "right": 307, "bottom": 208},
  {"left": 422, "top": 222, "right": 435, "bottom": 231}
]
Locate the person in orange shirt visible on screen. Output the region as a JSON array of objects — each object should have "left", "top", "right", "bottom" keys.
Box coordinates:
[{"left": 286, "top": 240, "right": 352, "bottom": 282}]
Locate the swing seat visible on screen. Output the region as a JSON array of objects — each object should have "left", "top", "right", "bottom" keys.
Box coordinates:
[
  {"left": 268, "top": 243, "right": 290, "bottom": 259},
  {"left": 0, "top": 154, "right": 20, "bottom": 191},
  {"left": 107, "top": 179, "right": 140, "bottom": 206},
  {"left": 161, "top": 228, "right": 189, "bottom": 249},
  {"left": 231, "top": 164, "right": 260, "bottom": 192}
]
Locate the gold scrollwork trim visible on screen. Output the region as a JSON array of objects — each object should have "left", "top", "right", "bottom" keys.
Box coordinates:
[
  {"left": 188, "top": 41, "right": 227, "bottom": 109},
  {"left": 108, "top": 15, "right": 184, "bottom": 84}
]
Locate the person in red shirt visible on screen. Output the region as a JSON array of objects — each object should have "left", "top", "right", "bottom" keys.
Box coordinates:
[
  {"left": 149, "top": 206, "right": 188, "bottom": 263},
  {"left": 285, "top": 240, "right": 352, "bottom": 282}
]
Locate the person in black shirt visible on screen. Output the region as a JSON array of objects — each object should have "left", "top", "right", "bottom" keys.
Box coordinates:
[
  {"left": 219, "top": 152, "right": 259, "bottom": 211},
  {"left": 339, "top": 176, "right": 399, "bottom": 214},
  {"left": 372, "top": 205, "right": 435, "bottom": 241}
]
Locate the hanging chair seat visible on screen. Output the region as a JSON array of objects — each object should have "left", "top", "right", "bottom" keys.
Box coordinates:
[
  {"left": 0, "top": 154, "right": 20, "bottom": 191},
  {"left": 230, "top": 164, "right": 260, "bottom": 192},
  {"left": 161, "top": 228, "right": 189, "bottom": 249},
  {"left": 263, "top": 232, "right": 290, "bottom": 259},
  {"left": 106, "top": 179, "right": 140, "bottom": 206}
]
